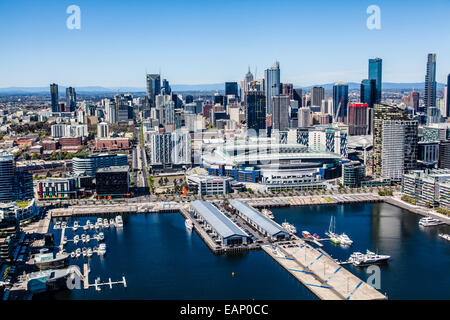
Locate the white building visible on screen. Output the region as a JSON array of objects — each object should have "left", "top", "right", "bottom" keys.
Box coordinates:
[{"left": 97, "top": 122, "right": 110, "bottom": 138}]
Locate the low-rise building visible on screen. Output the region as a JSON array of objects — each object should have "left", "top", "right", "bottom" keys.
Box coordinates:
[{"left": 186, "top": 174, "right": 233, "bottom": 195}]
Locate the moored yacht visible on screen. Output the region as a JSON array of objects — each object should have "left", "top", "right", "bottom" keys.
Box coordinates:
[
  {"left": 115, "top": 215, "right": 123, "bottom": 227},
  {"left": 351, "top": 250, "right": 390, "bottom": 267},
  {"left": 185, "top": 219, "right": 193, "bottom": 231},
  {"left": 419, "top": 216, "right": 443, "bottom": 227}
]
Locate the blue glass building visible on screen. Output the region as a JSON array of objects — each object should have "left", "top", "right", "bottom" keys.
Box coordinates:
[
  {"left": 332, "top": 82, "right": 348, "bottom": 121},
  {"left": 369, "top": 58, "right": 382, "bottom": 103}
]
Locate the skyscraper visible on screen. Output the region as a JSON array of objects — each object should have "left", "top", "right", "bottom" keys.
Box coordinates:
[
  {"left": 409, "top": 91, "right": 420, "bottom": 113},
  {"left": 50, "top": 83, "right": 59, "bottom": 113},
  {"left": 225, "top": 82, "right": 239, "bottom": 97},
  {"left": 293, "top": 88, "right": 303, "bottom": 108},
  {"left": 332, "top": 82, "right": 349, "bottom": 122},
  {"left": 162, "top": 79, "right": 171, "bottom": 95},
  {"left": 264, "top": 61, "right": 281, "bottom": 116},
  {"left": 271, "top": 95, "right": 290, "bottom": 131},
  {"left": 66, "top": 87, "right": 76, "bottom": 112},
  {"left": 146, "top": 74, "right": 161, "bottom": 106},
  {"left": 347, "top": 103, "right": 369, "bottom": 136},
  {"left": 360, "top": 79, "right": 377, "bottom": 108},
  {"left": 446, "top": 74, "right": 450, "bottom": 118},
  {"left": 372, "top": 104, "right": 417, "bottom": 179},
  {"left": 368, "top": 58, "right": 382, "bottom": 103},
  {"left": 310, "top": 86, "right": 325, "bottom": 108},
  {"left": 240, "top": 67, "right": 254, "bottom": 105},
  {"left": 246, "top": 91, "right": 266, "bottom": 133},
  {"left": 424, "top": 53, "right": 437, "bottom": 114}
]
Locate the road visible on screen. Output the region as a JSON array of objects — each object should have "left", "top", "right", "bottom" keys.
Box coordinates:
[{"left": 133, "top": 125, "right": 149, "bottom": 196}]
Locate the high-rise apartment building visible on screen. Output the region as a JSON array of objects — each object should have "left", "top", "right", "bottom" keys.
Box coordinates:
[
  {"left": 66, "top": 87, "right": 77, "bottom": 112},
  {"left": 446, "top": 74, "right": 450, "bottom": 118},
  {"left": 271, "top": 95, "right": 290, "bottom": 131},
  {"left": 264, "top": 61, "right": 281, "bottom": 116},
  {"left": 310, "top": 86, "right": 325, "bottom": 108},
  {"left": 347, "top": 103, "right": 369, "bottom": 136},
  {"left": 50, "top": 83, "right": 59, "bottom": 113},
  {"left": 373, "top": 104, "right": 418, "bottom": 179},
  {"left": 424, "top": 53, "right": 437, "bottom": 114}
]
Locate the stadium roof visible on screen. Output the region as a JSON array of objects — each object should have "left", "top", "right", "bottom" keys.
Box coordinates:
[
  {"left": 191, "top": 200, "right": 248, "bottom": 239},
  {"left": 228, "top": 200, "right": 289, "bottom": 237}
]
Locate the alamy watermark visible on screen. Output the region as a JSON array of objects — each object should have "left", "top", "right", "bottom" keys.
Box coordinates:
[
  {"left": 66, "top": 5, "right": 81, "bottom": 30},
  {"left": 366, "top": 5, "right": 381, "bottom": 30}
]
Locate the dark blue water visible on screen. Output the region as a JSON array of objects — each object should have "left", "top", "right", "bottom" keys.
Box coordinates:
[
  {"left": 42, "top": 203, "right": 450, "bottom": 300},
  {"left": 272, "top": 202, "right": 450, "bottom": 300}
]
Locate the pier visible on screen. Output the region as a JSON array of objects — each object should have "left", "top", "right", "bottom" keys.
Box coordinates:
[{"left": 263, "top": 241, "right": 387, "bottom": 300}]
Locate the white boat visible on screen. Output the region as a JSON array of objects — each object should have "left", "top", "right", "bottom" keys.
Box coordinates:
[
  {"left": 94, "top": 223, "right": 100, "bottom": 230},
  {"left": 438, "top": 233, "right": 450, "bottom": 241},
  {"left": 261, "top": 209, "right": 274, "bottom": 219},
  {"left": 86, "top": 235, "right": 90, "bottom": 243},
  {"left": 70, "top": 252, "right": 75, "bottom": 258},
  {"left": 75, "top": 248, "right": 81, "bottom": 258},
  {"left": 338, "top": 233, "right": 353, "bottom": 246},
  {"left": 419, "top": 216, "right": 443, "bottom": 227},
  {"left": 54, "top": 222, "right": 61, "bottom": 230},
  {"left": 87, "top": 248, "right": 93, "bottom": 257},
  {"left": 115, "top": 215, "right": 123, "bottom": 228},
  {"left": 109, "top": 219, "right": 115, "bottom": 227},
  {"left": 96, "top": 218, "right": 103, "bottom": 227},
  {"left": 72, "top": 221, "right": 79, "bottom": 231},
  {"left": 98, "top": 243, "right": 106, "bottom": 256},
  {"left": 73, "top": 235, "right": 80, "bottom": 244},
  {"left": 98, "top": 232, "right": 105, "bottom": 242},
  {"left": 103, "top": 219, "right": 109, "bottom": 228},
  {"left": 282, "top": 222, "right": 297, "bottom": 234},
  {"left": 82, "top": 248, "right": 87, "bottom": 257},
  {"left": 61, "top": 221, "right": 67, "bottom": 229},
  {"left": 351, "top": 250, "right": 390, "bottom": 267},
  {"left": 81, "top": 234, "right": 87, "bottom": 243},
  {"left": 89, "top": 223, "right": 94, "bottom": 230},
  {"left": 62, "top": 237, "right": 67, "bottom": 245},
  {"left": 326, "top": 217, "right": 340, "bottom": 245},
  {"left": 185, "top": 219, "right": 193, "bottom": 231}
]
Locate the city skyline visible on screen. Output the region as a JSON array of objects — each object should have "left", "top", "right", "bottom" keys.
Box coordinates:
[{"left": 0, "top": 0, "right": 449, "bottom": 87}]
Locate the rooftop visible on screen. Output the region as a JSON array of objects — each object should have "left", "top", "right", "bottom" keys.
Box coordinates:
[
  {"left": 191, "top": 200, "right": 248, "bottom": 239},
  {"left": 229, "top": 200, "right": 289, "bottom": 237}
]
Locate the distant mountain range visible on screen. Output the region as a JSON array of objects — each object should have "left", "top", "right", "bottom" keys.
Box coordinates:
[{"left": 0, "top": 82, "right": 445, "bottom": 94}]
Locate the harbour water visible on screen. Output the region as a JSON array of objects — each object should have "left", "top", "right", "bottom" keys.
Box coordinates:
[{"left": 38, "top": 203, "right": 450, "bottom": 300}]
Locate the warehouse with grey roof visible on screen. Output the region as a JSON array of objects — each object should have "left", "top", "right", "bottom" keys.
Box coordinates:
[
  {"left": 228, "top": 200, "right": 290, "bottom": 241},
  {"left": 190, "top": 200, "right": 249, "bottom": 246}
]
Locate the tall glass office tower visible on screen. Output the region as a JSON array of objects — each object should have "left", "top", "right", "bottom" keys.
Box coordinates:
[
  {"left": 332, "top": 81, "right": 349, "bottom": 122},
  {"left": 369, "top": 58, "right": 382, "bottom": 104},
  {"left": 264, "top": 61, "right": 281, "bottom": 116},
  {"left": 146, "top": 74, "right": 161, "bottom": 107},
  {"left": 360, "top": 79, "right": 377, "bottom": 108},
  {"left": 424, "top": 53, "right": 437, "bottom": 113},
  {"left": 246, "top": 91, "right": 267, "bottom": 133}
]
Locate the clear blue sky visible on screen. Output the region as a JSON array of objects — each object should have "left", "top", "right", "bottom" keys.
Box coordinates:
[{"left": 0, "top": 0, "right": 449, "bottom": 87}]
